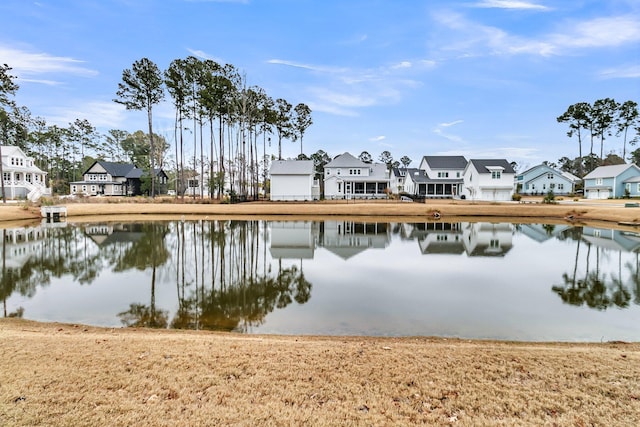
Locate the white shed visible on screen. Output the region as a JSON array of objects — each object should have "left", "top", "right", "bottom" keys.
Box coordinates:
[{"left": 269, "top": 160, "right": 318, "bottom": 201}]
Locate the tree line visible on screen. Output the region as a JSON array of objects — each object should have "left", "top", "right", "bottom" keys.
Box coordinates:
[
  {"left": 557, "top": 98, "right": 639, "bottom": 177},
  {"left": 0, "top": 58, "right": 314, "bottom": 199}
]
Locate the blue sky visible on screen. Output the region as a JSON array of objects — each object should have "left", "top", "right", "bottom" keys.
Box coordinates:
[{"left": 1, "top": 0, "right": 639, "bottom": 170}]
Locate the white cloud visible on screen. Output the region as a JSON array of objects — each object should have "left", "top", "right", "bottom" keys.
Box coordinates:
[
  {"left": 599, "top": 65, "right": 640, "bottom": 79},
  {"left": 432, "top": 12, "right": 640, "bottom": 58},
  {"left": 0, "top": 45, "right": 97, "bottom": 80},
  {"left": 439, "top": 120, "right": 464, "bottom": 127},
  {"left": 369, "top": 136, "right": 386, "bottom": 142},
  {"left": 470, "top": 0, "right": 550, "bottom": 11},
  {"left": 47, "top": 101, "right": 126, "bottom": 128},
  {"left": 392, "top": 61, "right": 412, "bottom": 69},
  {"left": 433, "top": 120, "right": 465, "bottom": 143},
  {"left": 270, "top": 59, "right": 426, "bottom": 116},
  {"left": 187, "top": 48, "right": 224, "bottom": 63},
  {"left": 436, "top": 147, "right": 539, "bottom": 160}
]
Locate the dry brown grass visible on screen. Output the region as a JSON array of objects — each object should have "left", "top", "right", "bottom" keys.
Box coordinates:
[
  {"left": 1, "top": 320, "right": 639, "bottom": 426},
  {"left": 4, "top": 197, "right": 640, "bottom": 228},
  {"left": 2, "top": 199, "right": 640, "bottom": 425}
]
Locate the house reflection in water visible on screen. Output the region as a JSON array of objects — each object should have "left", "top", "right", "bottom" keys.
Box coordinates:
[
  {"left": 581, "top": 227, "right": 640, "bottom": 252},
  {"left": 1, "top": 223, "right": 51, "bottom": 271},
  {"left": 83, "top": 223, "right": 144, "bottom": 247},
  {"left": 269, "top": 221, "right": 317, "bottom": 259},
  {"left": 402, "top": 222, "right": 465, "bottom": 255},
  {"left": 319, "top": 221, "right": 390, "bottom": 260},
  {"left": 402, "top": 222, "right": 513, "bottom": 257}
]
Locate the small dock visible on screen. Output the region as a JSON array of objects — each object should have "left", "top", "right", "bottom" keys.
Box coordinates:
[{"left": 41, "top": 206, "right": 67, "bottom": 222}]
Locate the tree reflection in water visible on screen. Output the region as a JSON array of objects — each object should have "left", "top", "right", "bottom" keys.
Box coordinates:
[
  {"left": 111, "top": 219, "right": 315, "bottom": 331},
  {"left": 552, "top": 227, "right": 636, "bottom": 310}
]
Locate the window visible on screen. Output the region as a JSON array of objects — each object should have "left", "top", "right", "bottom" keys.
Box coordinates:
[
  {"left": 26, "top": 174, "right": 32, "bottom": 183},
  {"left": 550, "top": 183, "right": 555, "bottom": 189},
  {"left": 357, "top": 169, "right": 361, "bottom": 175},
  {"left": 91, "top": 185, "right": 96, "bottom": 193},
  {"left": 438, "top": 172, "right": 449, "bottom": 178},
  {"left": 531, "top": 184, "right": 535, "bottom": 189},
  {"left": 626, "top": 183, "right": 631, "bottom": 192},
  {"left": 490, "top": 239, "right": 499, "bottom": 248},
  {"left": 456, "top": 172, "right": 460, "bottom": 178},
  {"left": 72, "top": 185, "right": 77, "bottom": 193},
  {"left": 3, "top": 172, "right": 9, "bottom": 181},
  {"left": 596, "top": 178, "right": 603, "bottom": 185},
  {"left": 491, "top": 171, "right": 501, "bottom": 179},
  {"left": 188, "top": 179, "right": 199, "bottom": 188},
  {"left": 543, "top": 184, "right": 546, "bottom": 190},
  {"left": 558, "top": 184, "right": 564, "bottom": 190},
  {"left": 547, "top": 173, "right": 554, "bottom": 179},
  {"left": 637, "top": 183, "right": 640, "bottom": 193},
  {"left": 337, "top": 169, "right": 341, "bottom": 175}
]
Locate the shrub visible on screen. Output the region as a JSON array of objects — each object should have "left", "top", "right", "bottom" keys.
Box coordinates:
[
  {"left": 511, "top": 193, "right": 522, "bottom": 202},
  {"left": 543, "top": 190, "right": 556, "bottom": 204}
]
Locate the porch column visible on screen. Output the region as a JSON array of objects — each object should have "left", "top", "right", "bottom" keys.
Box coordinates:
[{"left": 10, "top": 171, "right": 15, "bottom": 200}]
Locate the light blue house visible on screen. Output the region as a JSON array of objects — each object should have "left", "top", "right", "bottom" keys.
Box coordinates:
[
  {"left": 515, "top": 164, "right": 578, "bottom": 195},
  {"left": 583, "top": 164, "right": 640, "bottom": 199}
]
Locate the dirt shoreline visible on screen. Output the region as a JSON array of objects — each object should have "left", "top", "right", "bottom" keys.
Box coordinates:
[
  {"left": 2, "top": 199, "right": 640, "bottom": 425},
  {"left": 3, "top": 197, "right": 640, "bottom": 226}
]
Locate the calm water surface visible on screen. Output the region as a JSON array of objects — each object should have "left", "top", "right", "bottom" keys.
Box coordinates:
[{"left": 3, "top": 219, "right": 640, "bottom": 342}]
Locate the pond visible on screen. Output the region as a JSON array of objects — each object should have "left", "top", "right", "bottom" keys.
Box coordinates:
[{"left": 2, "top": 219, "right": 640, "bottom": 342}]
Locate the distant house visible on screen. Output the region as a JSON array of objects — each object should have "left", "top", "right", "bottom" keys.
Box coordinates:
[
  {"left": 323, "top": 152, "right": 390, "bottom": 199},
  {"left": 269, "top": 159, "right": 318, "bottom": 201},
  {"left": 417, "top": 156, "right": 467, "bottom": 198},
  {"left": 462, "top": 159, "right": 516, "bottom": 201},
  {"left": 403, "top": 168, "right": 430, "bottom": 197},
  {"left": 583, "top": 164, "right": 640, "bottom": 199},
  {"left": 516, "top": 164, "right": 579, "bottom": 195},
  {"left": 390, "top": 167, "right": 408, "bottom": 194},
  {"left": 0, "top": 145, "right": 50, "bottom": 201},
  {"left": 69, "top": 161, "right": 168, "bottom": 196}
]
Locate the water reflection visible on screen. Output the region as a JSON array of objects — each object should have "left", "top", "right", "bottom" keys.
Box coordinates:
[{"left": 2, "top": 219, "right": 640, "bottom": 340}]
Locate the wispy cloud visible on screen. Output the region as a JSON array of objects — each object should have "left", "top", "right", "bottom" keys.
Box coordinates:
[
  {"left": 439, "top": 120, "right": 464, "bottom": 127},
  {"left": 599, "top": 64, "right": 640, "bottom": 79},
  {"left": 187, "top": 48, "right": 224, "bottom": 62},
  {"left": 470, "top": 0, "right": 551, "bottom": 11},
  {"left": 433, "top": 120, "right": 465, "bottom": 143},
  {"left": 369, "top": 136, "right": 386, "bottom": 142},
  {"left": 47, "top": 101, "right": 126, "bottom": 128},
  {"left": 269, "top": 58, "right": 434, "bottom": 116},
  {"left": 0, "top": 45, "right": 97, "bottom": 80},
  {"left": 432, "top": 12, "right": 640, "bottom": 57},
  {"left": 183, "top": 0, "right": 248, "bottom": 3}
]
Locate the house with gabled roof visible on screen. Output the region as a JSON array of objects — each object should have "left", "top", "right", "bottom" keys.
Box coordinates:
[
  {"left": 516, "top": 163, "right": 579, "bottom": 195},
  {"left": 269, "top": 159, "right": 319, "bottom": 201},
  {"left": 0, "top": 145, "right": 50, "bottom": 201},
  {"left": 417, "top": 156, "right": 467, "bottom": 198},
  {"left": 462, "top": 159, "right": 516, "bottom": 201},
  {"left": 69, "top": 161, "right": 168, "bottom": 196},
  {"left": 323, "top": 152, "right": 389, "bottom": 199},
  {"left": 403, "top": 168, "right": 430, "bottom": 196},
  {"left": 583, "top": 163, "right": 640, "bottom": 199}
]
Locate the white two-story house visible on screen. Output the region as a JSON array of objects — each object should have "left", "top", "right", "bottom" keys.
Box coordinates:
[
  {"left": 462, "top": 159, "right": 516, "bottom": 201},
  {"left": 323, "top": 152, "right": 390, "bottom": 199},
  {"left": 0, "top": 145, "right": 49, "bottom": 201},
  {"left": 417, "top": 156, "right": 467, "bottom": 198}
]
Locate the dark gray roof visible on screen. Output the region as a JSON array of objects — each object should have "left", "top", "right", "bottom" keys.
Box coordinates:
[
  {"left": 125, "top": 168, "right": 143, "bottom": 179},
  {"left": 469, "top": 159, "right": 515, "bottom": 174},
  {"left": 422, "top": 156, "right": 468, "bottom": 169},
  {"left": 94, "top": 161, "right": 136, "bottom": 177},
  {"left": 405, "top": 168, "right": 430, "bottom": 183}
]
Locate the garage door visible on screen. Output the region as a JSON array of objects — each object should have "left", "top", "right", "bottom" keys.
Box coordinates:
[{"left": 587, "top": 189, "right": 609, "bottom": 199}]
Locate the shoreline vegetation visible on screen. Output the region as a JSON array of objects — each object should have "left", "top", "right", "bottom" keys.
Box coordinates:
[{"left": 2, "top": 198, "right": 640, "bottom": 425}]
